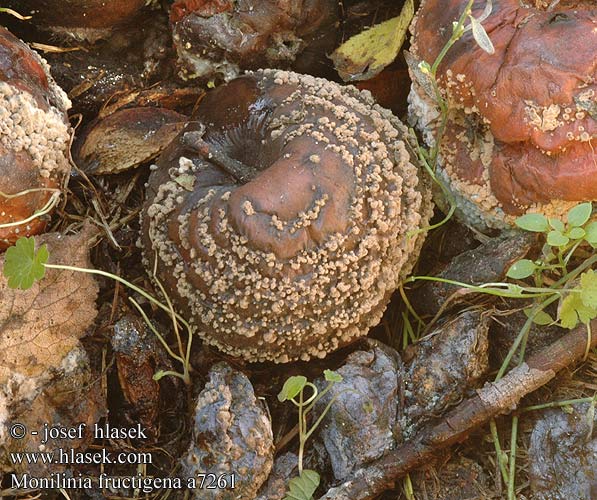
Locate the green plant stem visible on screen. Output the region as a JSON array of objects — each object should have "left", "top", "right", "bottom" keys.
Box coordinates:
[
  {"left": 495, "top": 296, "right": 558, "bottom": 380},
  {"left": 304, "top": 392, "right": 343, "bottom": 441},
  {"left": 564, "top": 240, "right": 584, "bottom": 265},
  {"left": 298, "top": 389, "right": 305, "bottom": 475},
  {"left": 427, "top": 0, "right": 475, "bottom": 169},
  {"left": 429, "top": 0, "right": 475, "bottom": 76},
  {"left": 491, "top": 241, "right": 597, "bottom": 496},
  {"left": 521, "top": 395, "right": 597, "bottom": 413},
  {"left": 155, "top": 277, "right": 185, "bottom": 363},
  {"left": 584, "top": 321, "right": 592, "bottom": 360},
  {"left": 507, "top": 416, "right": 519, "bottom": 500},
  {"left": 405, "top": 2, "right": 476, "bottom": 239},
  {"left": 0, "top": 188, "right": 61, "bottom": 200},
  {"left": 44, "top": 263, "right": 188, "bottom": 328},
  {"left": 44, "top": 262, "right": 193, "bottom": 385},
  {"left": 403, "top": 473, "right": 415, "bottom": 500},
  {"left": 302, "top": 383, "right": 320, "bottom": 406},
  {"left": 0, "top": 192, "right": 60, "bottom": 229},
  {"left": 399, "top": 284, "right": 425, "bottom": 329},
  {"left": 129, "top": 297, "right": 184, "bottom": 364},
  {"left": 490, "top": 419, "right": 509, "bottom": 485},
  {"left": 0, "top": 7, "right": 32, "bottom": 19},
  {"left": 129, "top": 297, "right": 191, "bottom": 384},
  {"left": 403, "top": 275, "right": 557, "bottom": 299}
]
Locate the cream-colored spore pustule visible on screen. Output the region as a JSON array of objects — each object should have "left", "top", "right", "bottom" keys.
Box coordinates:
[{"left": 141, "top": 69, "right": 432, "bottom": 363}]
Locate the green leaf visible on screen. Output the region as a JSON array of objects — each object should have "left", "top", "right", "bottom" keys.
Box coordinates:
[
  {"left": 547, "top": 230, "right": 569, "bottom": 247},
  {"left": 566, "top": 202, "right": 592, "bottom": 227},
  {"left": 278, "top": 375, "right": 307, "bottom": 402},
  {"left": 580, "top": 270, "right": 597, "bottom": 309},
  {"left": 524, "top": 307, "right": 554, "bottom": 326},
  {"left": 2, "top": 236, "right": 48, "bottom": 290},
  {"left": 567, "top": 227, "right": 586, "bottom": 240},
  {"left": 549, "top": 218, "right": 565, "bottom": 232},
  {"left": 469, "top": 15, "right": 495, "bottom": 54},
  {"left": 330, "top": 0, "right": 414, "bottom": 82},
  {"left": 559, "top": 293, "right": 597, "bottom": 329},
  {"left": 284, "top": 470, "right": 320, "bottom": 500},
  {"left": 323, "top": 369, "right": 342, "bottom": 383},
  {"left": 585, "top": 221, "right": 597, "bottom": 246},
  {"left": 515, "top": 213, "right": 549, "bottom": 232},
  {"left": 506, "top": 259, "right": 536, "bottom": 280},
  {"left": 559, "top": 294, "right": 580, "bottom": 329}
]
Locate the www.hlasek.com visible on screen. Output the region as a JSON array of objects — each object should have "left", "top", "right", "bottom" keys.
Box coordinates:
[
  {"left": 7, "top": 421, "right": 236, "bottom": 493},
  {"left": 11, "top": 446, "right": 151, "bottom": 466}
]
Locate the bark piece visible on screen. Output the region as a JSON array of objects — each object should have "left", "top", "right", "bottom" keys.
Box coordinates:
[{"left": 411, "top": 231, "right": 535, "bottom": 317}]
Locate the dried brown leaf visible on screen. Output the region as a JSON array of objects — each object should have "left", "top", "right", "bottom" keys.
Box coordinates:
[{"left": 0, "top": 230, "right": 99, "bottom": 382}]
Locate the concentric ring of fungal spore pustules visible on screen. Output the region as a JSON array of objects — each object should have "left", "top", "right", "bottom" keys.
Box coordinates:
[{"left": 142, "top": 69, "right": 432, "bottom": 363}]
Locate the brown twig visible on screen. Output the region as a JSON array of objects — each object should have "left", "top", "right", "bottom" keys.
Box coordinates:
[{"left": 319, "top": 319, "right": 597, "bottom": 500}]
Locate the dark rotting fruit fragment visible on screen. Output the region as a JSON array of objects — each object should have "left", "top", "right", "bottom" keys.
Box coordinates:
[{"left": 142, "top": 69, "right": 432, "bottom": 363}]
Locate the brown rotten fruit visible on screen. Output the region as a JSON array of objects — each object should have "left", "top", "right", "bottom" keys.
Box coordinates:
[
  {"left": 0, "top": 28, "right": 71, "bottom": 249},
  {"left": 9, "top": 0, "right": 148, "bottom": 42},
  {"left": 409, "top": 0, "right": 597, "bottom": 230},
  {"left": 141, "top": 69, "right": 432, "bottom": 363},
  {"left": 170, "top": 0, "right": 338, "bottom": 80}
]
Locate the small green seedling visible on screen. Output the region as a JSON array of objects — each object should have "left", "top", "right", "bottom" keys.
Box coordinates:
[
  {"left": 408, "top": 0, "right": 495, "bottom": 239},
  {"left": 2, "top": 235, "right": 193, "bottom": 385},
  {"left": 278, "top": 369, "right": 343, "bottom": 500},
  {"left": 506, "top": 202, "right": 597, "bottom": 328}
]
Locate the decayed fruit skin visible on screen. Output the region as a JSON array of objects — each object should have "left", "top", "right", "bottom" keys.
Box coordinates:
[
  {"left": 170, "top": 0, "right": 338, "bottom": 80},
  {"left": 0, "top": 28, "right": 71, "bottom": 249},
  {"left": 10, "top": 0, "right": 148, "bottom": 42},
  {"left": 408, "top": 0, "right": 597, "bottom": 230},
  {"left": 142, "top": 69, "right": 432, "bottom": 363}
]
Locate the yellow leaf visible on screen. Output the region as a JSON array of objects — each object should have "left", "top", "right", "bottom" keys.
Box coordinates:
[{"left": 330, "top": 0, "right": 414, "bottom": 82}]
